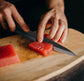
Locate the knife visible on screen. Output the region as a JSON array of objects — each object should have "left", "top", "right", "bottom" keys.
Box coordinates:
[{"left": 15, "top": 24, "right": 76, "bottom": 56}]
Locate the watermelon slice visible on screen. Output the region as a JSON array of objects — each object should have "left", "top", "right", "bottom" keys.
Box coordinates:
[
  {"left": 29, "top": 41, "right": 53, "bottom": 56},
  {"left": 44, "top": 34, "right": 62, "bottom": 44},
  {"left": 0, "top": 44, "right": 20, "bottom": 67}
]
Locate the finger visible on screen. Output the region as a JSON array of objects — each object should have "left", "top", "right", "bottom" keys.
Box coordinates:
[
  {"left": 41, "top": 15, "right": 44, "bottom": 20},
  {"left": 0, "top": 19, "right": 7, "bottom": 30},
  {"left": 0, "top": 13, "right": 2, "bottom": 21},
  {"left": 3, "top": 9, "right": 16, "bottom": 32},
  {"left": 37, "top": 12, "right": 52, "bottom": 42},
  {"left": 52, "top": 20, "right": 65, "bottom": 42},
  {"left": 60, "top": 18, "right": 68, "bottom": 43},
  {"left": 0, "top": 13, "right": 7, "bottom": 29},
  {"left": 60, "top": 28, "right": 68, "bottom": 43},
  {"left": 48, "top": 16, "right": 59, "bottom": 39},
  {"left": 12, "top": 6, "right": 29, "bottom": 32},
  {"left": 6, "top": 15, "right": 16, "bottom": 32}
]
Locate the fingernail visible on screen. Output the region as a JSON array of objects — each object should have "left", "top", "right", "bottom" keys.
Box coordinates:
[
  {"left": 24, "top": 27, "right": 29, "bottom": 32},
  {"left": 39, "top": 39, "right": 42, "bottom": 43},
  {"left": 11, "top": 28, "right": 15, "bottom": 32},
  {"left": 25, "top": 26, "right": 29, "bottom": 30}
]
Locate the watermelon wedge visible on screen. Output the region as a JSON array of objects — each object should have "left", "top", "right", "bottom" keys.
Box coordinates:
[
  {"left": 0, "top": 44, "right": 20, "bottom": 67},
  {"left": 29, "top": 41, "right": 53, "bottom": 56}
]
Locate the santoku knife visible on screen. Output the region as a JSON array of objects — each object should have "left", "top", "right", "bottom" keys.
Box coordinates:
[{"left": 15, "top": 24, "right": 76, "bottom": 56}]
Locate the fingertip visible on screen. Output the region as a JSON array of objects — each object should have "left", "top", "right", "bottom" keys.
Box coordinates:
[
  {"left": 61, "top": 40, "right": 64, "bottom": 43},
  {"left": 37, "top": 37, "right": 43, "bottom": 43},
  {"left": 47, "top": 34, "right": 53, "bottom": 39},
  {"left": 39, "top": 38, "right": 43, "bottom": 43},
  {"left": 37, "top": 35, "right": 43, "bottom": 43},
  {"left": 22, "top": 24, "right": 30, "bottom": 32},
  {"left": 60, "top": 35, "right": 66, "bottom": 43},
  {"left": 24, "top": 28, "right": 30, "bottom": 32},
  {"left": 52, "top": 39, "right": 58, "bottom": 43},
  {"left": 10, "top": 27, "right": 16, "bottom": 32}
]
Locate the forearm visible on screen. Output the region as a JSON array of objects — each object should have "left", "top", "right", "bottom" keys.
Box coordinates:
[{"left": 46, "top": 0, "right": 64, "bottom": 11}]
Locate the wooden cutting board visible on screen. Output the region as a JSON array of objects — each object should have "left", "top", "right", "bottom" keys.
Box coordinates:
[{"left": 0, "top": 28, "right": 84, "bottom": 81}]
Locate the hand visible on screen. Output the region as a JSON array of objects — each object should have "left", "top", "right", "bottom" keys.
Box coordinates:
[
  {"left": 37, "top": 7, "right": 68, "bottom": 43},
  {"left": 0, "top": 1, "right": 29, "bottom": 32}
]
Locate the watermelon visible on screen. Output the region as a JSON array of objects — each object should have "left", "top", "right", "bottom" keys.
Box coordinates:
[
  {"left": 0, "top": 44, "right": 20, "bottom": 67},
  {"left": 29, "top": 41, "right": 53, "bottom": 56}
]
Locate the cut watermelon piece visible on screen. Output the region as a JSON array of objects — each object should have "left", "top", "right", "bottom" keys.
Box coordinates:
[
  {"left": 29, "top": 41, "right": 53, "bottom": 56},
  {"left": 44, "top": 34, "right": 48, "bottom": 37},
  {"left": 0, "top": 44, "right": 20, "bottom": 67},
  {"left": 44, "top": 34, "right": 62, "bottom": 44}
]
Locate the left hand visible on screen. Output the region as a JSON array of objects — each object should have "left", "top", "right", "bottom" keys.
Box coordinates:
[{"left": 37, "top": 7, "right": 68, "bottom": 43}]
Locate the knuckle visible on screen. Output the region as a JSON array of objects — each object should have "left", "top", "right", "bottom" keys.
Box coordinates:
[
  {"left": 9, "top": 4, "right": 15, "bottom": 9},
  {"left": 10, "top": 4, "right": 15, "bottom": 8},
  {"left": 2, "top": 8, "right": 8, "bottom": 13},
  {"left": 2, "top": 8, "right": 11, "bottom": 16},
  {"left": 16, "top": 17, "right": 23, "bottom": 22},
  {"left": 21, "top": 23, "right": 26, "bottom": 27}
]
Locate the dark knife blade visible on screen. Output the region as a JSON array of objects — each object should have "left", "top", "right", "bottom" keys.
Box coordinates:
[{"left": 15, "top": 25, "right": 76, "bottom": 56}]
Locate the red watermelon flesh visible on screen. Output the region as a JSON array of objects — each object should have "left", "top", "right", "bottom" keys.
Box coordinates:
[
  {"left": 29, "top": 41, "right": 53, "bottom": 56},
  {"left": 0, "top": 44, "right": 20, "bottom": 67}
]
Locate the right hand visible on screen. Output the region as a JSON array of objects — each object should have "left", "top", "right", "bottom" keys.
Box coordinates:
[{"left": 0, "top": 1, "right": 29, "bottom": 32}]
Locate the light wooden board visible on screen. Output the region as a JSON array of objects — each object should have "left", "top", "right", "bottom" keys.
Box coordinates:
[{"left": 0, "top": 28, "right": 84, "bottom": 81}]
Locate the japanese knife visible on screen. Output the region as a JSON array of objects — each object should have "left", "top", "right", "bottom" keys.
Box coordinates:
[{"left": 15, "top": 24, "right": 76, "bottom": 56}]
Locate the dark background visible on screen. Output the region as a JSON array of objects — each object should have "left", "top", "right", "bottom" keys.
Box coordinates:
[
  {"left": 65, "top": 0, "right": 84, "bottom": 33},
  {"left": 0, "top": 0, "right": 84, "bottom": 38}
]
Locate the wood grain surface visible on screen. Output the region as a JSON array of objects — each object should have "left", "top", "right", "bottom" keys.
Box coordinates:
[
  {"left": 0, "top": 28, "right": 84, "bottom": 81},
  {"left": 47, "top": 60, "right": 84, "bottom": 81}
]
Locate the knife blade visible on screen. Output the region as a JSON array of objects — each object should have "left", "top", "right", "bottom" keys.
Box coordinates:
[{"left": 15, "top": 24, "right": 76, "bottom": 56}]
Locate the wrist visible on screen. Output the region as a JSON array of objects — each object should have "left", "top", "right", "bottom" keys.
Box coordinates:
[
  {"left": 54, "top": 3, "right": 64, "bottom": 13},
  {"left": 47, "top": 0, "right": 64, "bottom": 12}
]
